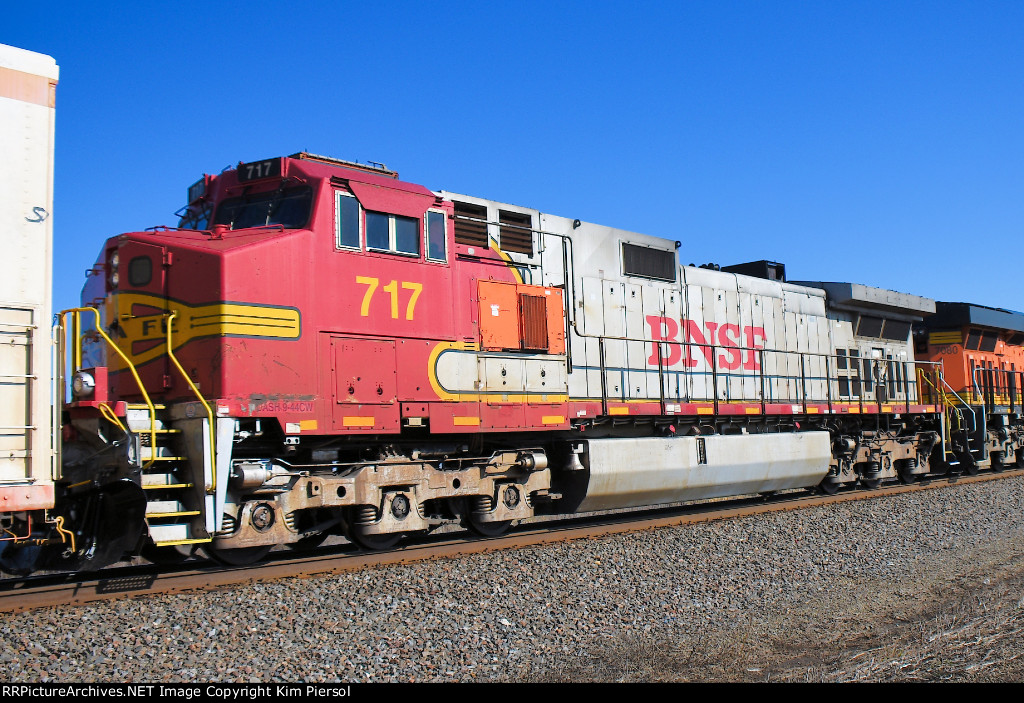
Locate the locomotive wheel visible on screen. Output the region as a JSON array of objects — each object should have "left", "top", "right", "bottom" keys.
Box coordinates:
[
  {"left": 860, "top": 478, "right": 882, "bottom": 490},
  {"left": 1016, "top": 450, "right": 1024, "bottom": 469},
  {"left": 286, "top": 531, "right": 330, "bottom": 551},
  {"left": 991, "top": 451, "right": 1005, "bottom": 473},
  {"left": 343, "top": 507, "right": 404, "bottom": 551},
  {"left": 817, "top": 479, "right": 841, "bottom": 495},
  {"left": 141, "top": 541, "right": 193, "bottom": 565},
  {"left": 963, "top": 461, "right": 980, "bottom": 476},
  {"left": 286, "top": 509, "right": 337, "bottom": 551},
  {"left": 897, "top": 468, "right": 919, "bottom": 485},
  {"left": 346, "top": 527, "right": 402, "bottom": 551},
  {"left": 464, "top": 514, "right": 513, "bottom": 538},
  {"left": 203, "top": 544, "right": 273, "bottom": 566}
]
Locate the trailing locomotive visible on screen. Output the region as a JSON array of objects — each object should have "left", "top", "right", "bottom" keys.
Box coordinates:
[
  {"left": 916, "top": 302, "right": 1024, "bottom": 472},
  {"left": 2, "top": 137, "right": 1022, "bottom": 572}
]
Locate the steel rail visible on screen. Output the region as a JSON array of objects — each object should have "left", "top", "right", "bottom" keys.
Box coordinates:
[{"left": 2, "top": 467, "right": 1021, "bottom": 614}]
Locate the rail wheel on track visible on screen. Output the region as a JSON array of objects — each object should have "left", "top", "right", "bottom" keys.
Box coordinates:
[
  {"left": 203, "top": 544, "right": 273, "bottom": 566},
  {"left": 141, "top": 541, "right": 194, "bottom": 565},
  {"left": 817, "top": 478, "right": 843, "bottom": 495},
  {"left": 464, "top": 515, "right": 513, "bottom": 538},
  {"left": 343, "top": 507, "right": 405, "bottom": 551}
]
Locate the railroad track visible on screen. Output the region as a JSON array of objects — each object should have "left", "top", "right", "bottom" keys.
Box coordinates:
[{"left": 3, "top": 468, "right": 1020, "bottom": 614}]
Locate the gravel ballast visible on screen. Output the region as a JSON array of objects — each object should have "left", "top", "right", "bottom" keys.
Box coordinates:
[{"left": 4, "top": 476, "right": 1024, "bottom": 682}]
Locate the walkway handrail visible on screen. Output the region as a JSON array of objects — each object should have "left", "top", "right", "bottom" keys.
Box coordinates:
[
  {"left": 165, "top": 311, "right": 217, "bottom": 495},
  {"left": 59, "top": 307, "right": 158, "bottom": 469}
]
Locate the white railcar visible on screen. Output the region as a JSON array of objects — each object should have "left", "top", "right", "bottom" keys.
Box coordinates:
[{"left": 0, "top": 44, "right": 58, "bottom": 515}]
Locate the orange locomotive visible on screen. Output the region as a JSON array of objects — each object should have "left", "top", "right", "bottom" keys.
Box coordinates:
[{"left": 917, "top": 302, "right": 1024, "bottom": 471}]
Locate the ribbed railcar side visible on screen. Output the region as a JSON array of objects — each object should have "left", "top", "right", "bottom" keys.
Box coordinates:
[{"left": 0, "top": 44, "right": 58, "bottom": 515}]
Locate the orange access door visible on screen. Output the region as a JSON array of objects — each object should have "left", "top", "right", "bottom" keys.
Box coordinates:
[{"left": 477, "top": 280, "right": 565, "bottom": 354}]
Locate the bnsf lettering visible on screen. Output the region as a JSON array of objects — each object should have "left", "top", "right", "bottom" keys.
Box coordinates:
[{"left": 646, "top": 315, "right": 766, "bottom": 371}]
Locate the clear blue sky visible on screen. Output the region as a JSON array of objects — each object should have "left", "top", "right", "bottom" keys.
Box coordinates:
[{"left": 7, "top": 1, "right": 1023, "bottom": 314}]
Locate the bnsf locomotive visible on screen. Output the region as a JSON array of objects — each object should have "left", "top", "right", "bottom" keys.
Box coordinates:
[{"left": 3, "top": 114, "right": 1024, "bottom": 571}]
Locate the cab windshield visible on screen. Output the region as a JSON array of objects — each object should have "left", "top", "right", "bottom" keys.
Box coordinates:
[{"left": 213, "top": 185, "right": 313, "bottom": 230}]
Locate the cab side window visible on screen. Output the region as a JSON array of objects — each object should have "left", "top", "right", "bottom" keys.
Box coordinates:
[
  {"left": 426, "top": 210, "right": 446, "bottom": 261},
  {"left": 336, "top": 191, "right": 361, "bottom": 249},
  {"left": 367, "top": 211, "right": 419, "bottom": 256}
]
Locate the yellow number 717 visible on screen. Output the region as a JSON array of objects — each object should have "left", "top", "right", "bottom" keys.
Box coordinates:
[{"left": 356, "top": 276, "right": 423, "bottom": 321}]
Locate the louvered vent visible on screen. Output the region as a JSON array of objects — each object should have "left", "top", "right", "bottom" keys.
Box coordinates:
[
  {"left": 519, "top": 294, "right": 549, "bottom": 351},
  {"left": 499, "top": 210, "right": 533, "bottom": 255},
  {"left": 622, "top": 243, "right": 676, "bottom": 282},
  {"left": 454, "top": 201, "right": 488, "bottom": 247}
]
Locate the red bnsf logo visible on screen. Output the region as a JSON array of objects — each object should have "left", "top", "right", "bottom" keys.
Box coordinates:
[{"left": 646, "top": 315, "right": 766, "bottom": 371}]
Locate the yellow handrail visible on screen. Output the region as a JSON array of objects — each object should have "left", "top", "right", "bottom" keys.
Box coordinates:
[
  {"left": 917, "top": 367, "right": 964, "bottom": 434},
  {"left": 61, "top": 307, "right": 158, "bottom": 469},
  {"left": 165, "top": 311, "right": 217, "bottom": 495}
]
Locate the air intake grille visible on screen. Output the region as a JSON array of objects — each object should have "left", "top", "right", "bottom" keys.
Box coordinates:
[
  {"left": 499, "top": 210, "right": 533, "bottom": 255},
  {"left": 519, "top": 294, "right": 549, "bottom": 350},
  {"left": 454, "top": 201, "right": 488, "bottom": 247},
  {"left": 622, "top": 243, "right": 676, "bottom": 282}
]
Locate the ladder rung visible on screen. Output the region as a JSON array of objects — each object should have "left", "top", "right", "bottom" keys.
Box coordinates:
[
  {"left": 147, "top": 510, "right": 201, "bottom": 518},
  {"left": 142, "top": 483, "right": 193, "bottom": 490},
  {"left": 145, "top": 456, "right": 186, "bottom": 462}
]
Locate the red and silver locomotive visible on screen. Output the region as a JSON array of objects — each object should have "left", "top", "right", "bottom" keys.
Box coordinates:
[{"left": 3, "top": 150, "right": 1021, "bottom": 573}]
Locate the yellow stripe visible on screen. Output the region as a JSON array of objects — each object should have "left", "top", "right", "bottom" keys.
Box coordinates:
[
  {"left": 697, "top": 408, "right": 714, "bottom": 415},
  {"left": 608, "top": 407, "right": 630, "bottom": 415},
  {"left": 299, "top": 420, "right": 318, "bottom": 430},
  {"left": 848, "top": 407, "right": 861, "bottom": 414},
  {"left": 152, "top": 538, "right": 212, "bottom": 546},
  {"left": 744, "top": 407, "right": 760, "bottom": 414},
  {"left": 488, "top": 240, "right": 525, "bottom": 284},
  {"left": 806, "top": 407, "right": 820, "bottom": 414},
  {"left": 929, "top": 332, "right": 962, "bottom": 345},
  {"left": 111, "top": 292, "right": 301, "bottom": 368},
  {"left": 429, "top": 342, "right": 565, "bottom": 404},
  {"left": 453, "top": 416, "right": 480, "bottom": 426},
  {"left": 542, "top": 415, "right": 565, "bottom": 424},
  {"left": 343, "top": 416, "right": 375, "bottom": 427}
]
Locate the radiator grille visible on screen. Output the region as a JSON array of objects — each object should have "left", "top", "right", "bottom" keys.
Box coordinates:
[
  {"left": 454, "top": 201, "right": 488, "bottom": 247},
  {"left": 499, "top": 210, "right": 533, "bottom": 255},
  {"left": 519, "top": 294, "right": 548, "bottom": 350}
]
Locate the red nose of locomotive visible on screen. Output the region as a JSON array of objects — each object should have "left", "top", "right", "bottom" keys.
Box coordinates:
[{"left": 77, "top": 156, "right": 314, "bottom": 406}]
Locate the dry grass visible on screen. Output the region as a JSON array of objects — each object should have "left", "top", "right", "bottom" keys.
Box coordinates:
[{"left": 513, "top": 540, "right": 1024, "bottom": 682}]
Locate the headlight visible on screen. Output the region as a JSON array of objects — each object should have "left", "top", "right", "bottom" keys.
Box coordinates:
[
  {"left": 72, "top": 371, "right": 95, "bottom": 398},
  {"left": 108, "top": 250, "right": 120, "bottom": 289}
]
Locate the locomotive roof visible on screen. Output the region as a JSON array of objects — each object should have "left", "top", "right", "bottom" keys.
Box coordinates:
[
  {"left": 791, "top": 281, "right": 935, "bottom": 319},
  {"left": 926, "top": 301, "right": 1024, "bottom": 333}
]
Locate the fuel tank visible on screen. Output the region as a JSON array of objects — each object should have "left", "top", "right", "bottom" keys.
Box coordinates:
[{"left": 575, "top": 431, "right": 831, "bottom": 512}]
